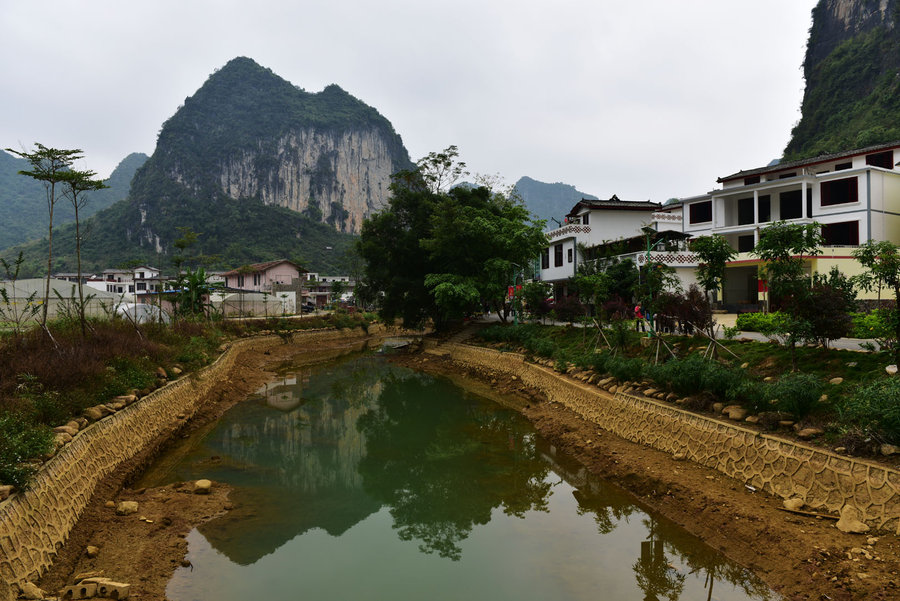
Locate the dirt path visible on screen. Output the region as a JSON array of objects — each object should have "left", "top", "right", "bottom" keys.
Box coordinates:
[{"left": 34, "top": 338, "right": 900, "bottom": 601}]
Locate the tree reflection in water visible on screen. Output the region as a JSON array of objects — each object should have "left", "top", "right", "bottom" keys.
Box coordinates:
[{"left": 357, "top": 372, "right": 552, "bottom": 560}]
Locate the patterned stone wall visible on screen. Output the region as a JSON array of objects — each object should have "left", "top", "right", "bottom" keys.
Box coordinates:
[
  {"left": 446, "top": 343, "right": 900, "bottom": 533},
  {"left": 0, "top": 326, "right": 395, "bottom": 597}
]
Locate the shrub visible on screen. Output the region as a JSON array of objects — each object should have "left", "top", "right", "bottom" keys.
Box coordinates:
[
  {"left": 606, "top": 356, "right": 645, "bottom": 382},
  {"left": 770, "top": 372, "right": 824, "bottom": 419},
  {"left": 735, "top": 311, "right": 786, "bottom": 333},
  {"left": 0, "top": 412, "right": 53, "bottom": 488},
  {"left": 843, "top": 377, "right": 900, "bottom": 443},
  {"left": 647, "top": 355, "right": 708, "bottom": 396}
]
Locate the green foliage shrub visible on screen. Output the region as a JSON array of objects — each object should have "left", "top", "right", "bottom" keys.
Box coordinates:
[
  {"left": 647, "top": 355, "right": 708, "bottom": 396},
  {"left": 0, "top": 412, "right": 53, "bottom": 488},
  {"left": 843, "top": 377, "right": 900, "bottom": 443},
  {"left": 770, "top": 372, "right": 824, "bottom": 419},
  {"left": 735, "top": 312, "right": 786, "bottom": 333},
  {"left": 606, "top": 356, "right": 645, "bottom": 382}
]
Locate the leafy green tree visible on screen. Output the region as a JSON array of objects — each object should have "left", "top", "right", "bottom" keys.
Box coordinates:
[
  {"left": 853, "top": 240, "right": 900, "bottom": 364},
  {"left": 358, "top": 147, "right": 545, "bottom": 329},
  {"left": 5, "top": 144, "right": 83, "bottom": 327},
  {"left": 691, "top": 234, "right": 736, "bottom": 305},
  {"left": 330, "top": 279, "right": 346, "bottom": 304},
  {"left": 752, "top": 221, "right": 823, "bottom": 369},
  {"left": 520, "top": 281, "right": 551, "bottom": 320},
  {"left": 59, "top": 169, "right": 108, "bottom": 335}
]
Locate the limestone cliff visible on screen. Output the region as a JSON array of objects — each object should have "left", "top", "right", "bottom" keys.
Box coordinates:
[{"left": 784, "top": 0, "right": 900, "bottom": 159}]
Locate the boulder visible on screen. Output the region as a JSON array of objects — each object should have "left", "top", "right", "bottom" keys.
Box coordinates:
[
  {"left": 193, "top": 479, "right": 212, "bottom": 495},
  {"left": 887, "top": 364, "right": 898, "bottom": 376},
  {"left": 116, "top": 501, "right": 139, "bottom": 516},
  {"left": 0, "top": 484, "right": 13, "bottom": 501},
  {"left": 54, "top": 425, "right": 78, "bottom": 437},
  {"left": 740, "top": 362, "right": 749, "bottom": 369},
  {"left": 829, "top": 377, "right": 844, "bottom": 385},
  {"left": 723, "top": 405, "right": 748, "bottom": 421},
  {"left": 82, "top": 406, "right": 104, "bottom": 422},
  {"left": 86, "top": 545, "right": 99, "bottom": 558},
  {"left": 783, "top": 498, "right": 805, "bottom": 512},
  {"left": 712, "top": 402, "right": 725, "bottom": 413},
  {"left": 171, "top": 366, "right": 183, "bottom": 376},
  {"left": 745, "top": 415, "right": 760, "bottom": 424},
  {"left": 881, "top": 443, "right": 900, "bottom": 456},
  {"left": 836, "top": 505, "right": 870, "bottom": 534},
  {"left": 156, "top": 366, "right": 168, "bottom": 379},
  {"left": 54, "top": 432, "right": 73, "bottom": 447},
  {"left": 18, "top": 581, "right": 45, "bottom": 600},
  {"left": 797, "top": 427, "right": 824, "bottom": 440}
]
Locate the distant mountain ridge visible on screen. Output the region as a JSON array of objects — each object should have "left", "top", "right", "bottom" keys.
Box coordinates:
[
  {"left": 3, "top": 57, "right": 409, "bottom": 275},
  {"left": 513, "top": 176, "right": 598, "bottom": 226},
  {"left": 0, "top": 151, "right": 147, "bottom": 251}
]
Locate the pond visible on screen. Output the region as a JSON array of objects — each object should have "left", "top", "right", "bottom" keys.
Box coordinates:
[{"left": 139, "top": 354, "right": 780, "bottom": 601}]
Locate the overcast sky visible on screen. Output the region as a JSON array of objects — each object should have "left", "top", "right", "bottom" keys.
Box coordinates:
[{"left": 1, "top": 0, "right": 818, "bottom": 205}]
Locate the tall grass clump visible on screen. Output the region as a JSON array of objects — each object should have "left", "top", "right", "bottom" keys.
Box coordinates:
[
  {"left": 842, "top": 378, "right": 900, "bottom": 443},
  {"left": 0, "top": 412, "right": 53, "bottom": 488},
  {"left": 769, "top": 372, "right": 825, "bottom": 419}
]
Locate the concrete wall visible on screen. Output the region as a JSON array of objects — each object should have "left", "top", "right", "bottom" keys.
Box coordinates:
[
  {"left": 445, "top": 343, "right": 900, "bottom": 533},
  {"left": 0, "top": 325, "right": 395, "bottom": 598}
]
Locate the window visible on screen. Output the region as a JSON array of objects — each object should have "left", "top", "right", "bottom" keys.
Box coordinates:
[
  {"left": 237, "top": 275, "right": 245, "bottom": 287},
  {"left": 541, "top": 248, "right": 549, "bottom": 269},
  {"left": 780, "top": 190, "right": 803, "bottom": 219},
  {"left": 866, "top": 151, "right": 893, "bottom": 169},
  {"left": 136, "top": 282, "right": 146, "bottom": 291},
  {"left": 554, "top": 244, "right": 563, "bottom": 267},
  {"left": 137, "top": 272, "right": 144, "bottom": 279},
  {"left": 821, "top": 177, "right": 858, "bottom": 207},
  {"left": 738, "top": 197, "right": 754, "bottom": 225},
  {"left": 689, "top": 201, "right": 712, "bottom": 224},
  {"left": 821, "top": 221, "right": 859, "bottom": 246},
  {"left": 253, "top": 273, "right": 261, "bottom": 286},
  {"left": 567, "top": 248, "right": 573, "bottom": 263},
  {"left": 744, "top": 175, "right": 760, "bottom": 185},
  {"left": 128, "top": 285, "right": 134, "bottom": 293},
  {"left": 835, "top": 162, "right": 852, "bottom": 171},
  {"left": 581, "top": 212, "right": 589, "bottom": 225},
  {"left": 758, "top": 195, "right": 771, "bottom": 222},
  {"left": 738, "top": 235, "right": 755, "bottom": 253}
]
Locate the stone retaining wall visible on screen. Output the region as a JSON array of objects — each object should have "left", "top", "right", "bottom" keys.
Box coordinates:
[
  {"left": 445, "top": 343, "right": 900, "bottom": 533},
  {"left": 0, "top": 325, "right": 397, "bottom": 597}
]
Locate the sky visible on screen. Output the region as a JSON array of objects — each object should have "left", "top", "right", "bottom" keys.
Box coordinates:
[{"left": 1, "top": 0, "right": 819, "bottom": 205}]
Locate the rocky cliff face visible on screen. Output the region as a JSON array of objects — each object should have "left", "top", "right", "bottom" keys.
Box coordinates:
[
  {"left": 784, "top": 0, "right": 900, "bottom": 159},
  {"left": 217, "top": 128, "right": 396, "bottom": 233}
]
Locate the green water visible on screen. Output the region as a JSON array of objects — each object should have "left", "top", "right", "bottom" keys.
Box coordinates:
[{"left": 140, "top": 354, "right": 780, "bottom": 601}]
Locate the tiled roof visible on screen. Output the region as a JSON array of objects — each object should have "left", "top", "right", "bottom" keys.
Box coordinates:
[
  {"left": 221, "top": 259, "right": 306, "bottom": 277},
  {"left": 566, "top": 195, "right": 660, "bottom": 217},
  {"left": 717, "top": 140, "right": 900, "bottom": 183}
]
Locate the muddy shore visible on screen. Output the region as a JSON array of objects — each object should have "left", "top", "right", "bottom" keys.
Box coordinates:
[{"left": 35, "top": 340, "right": 900, "bottom": 601}]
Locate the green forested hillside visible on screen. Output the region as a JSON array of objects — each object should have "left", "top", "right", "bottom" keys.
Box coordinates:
[
  {"left": 0, "top": 151, "right": 147, "bottom": 250},
  {"left": 514, "top": 176, "right": 598, "bottom": 226},
  {"left": 784, "top": 1, "right": 900, "bottom": 159}
]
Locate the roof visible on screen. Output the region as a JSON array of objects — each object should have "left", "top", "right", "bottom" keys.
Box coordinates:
[
  {"left": 566, "top": 195, "right": 660, "bottom": 218},
  {"left": 717, "top": 140, "right": 900, "bottom": 183},
  {"left": 221, "top": 259, "right": 306, "bottom": 277},
  {"left": 0, "top": 278, "right": 121, "bottom": 299}
]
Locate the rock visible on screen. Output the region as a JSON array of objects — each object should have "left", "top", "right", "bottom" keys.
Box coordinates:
[
  {"left": 116, "top": 501, "right": 139, "bottom": 515},
  {"left": 193, "top": 479, "right": 212, "bottom": 495},
  {"left": 740, "top": 362, "right": 749, "bottom": 369},
  {"left": 847, "top": 362, "right": 858, "bottom": 368},
  {"left": 672, "top": 451, "right": 687, "bottom": 461},
  {"left": 712, "top": 402, "right": 725, "bottom": 413},
  {"left": 644, "top": 388, "right": 657, "bottom": 397},
  {"left": 171, "top": 366, "right": 183, "bottom": 376},
  {"left": 86, "top": 545, "right": 99, "bottom": 558},
  {"left": 834, "top": 446, "right": 847, "bottom": 453},
  {"left": 829, "top": 377, "right": 844, "bottom": 385},
  {"left": 745, "top": 415, "right": 760, "bottom": 424},
  {"left": 819, "top": 394, "right": 829, "bottom": 403},
  {"left": 724, "top": 405, "right": 748, "bottom": 421},
  {"left": 763, "top": 376, "right": 774, "bottom": 382},
  {"left": 83, "top": 406, "right": 104, "bottom": 422},
  {"left": 54, "top": 432, "right": 73, "bottom": 447},
  {"left": 783, "top": 498, "right": 805, "bottom": 511},
  {"left": 18, "top": 581, "right": 45, "bottom": 600},
  {"left": 888, "top": 364, "right": 899, "bottom": 375},
  {"left": 778, "top": 420, "right": 795, "bottom": 429},
  {"left": 73, "top": 571, "right": 105, "bottom": 584},
  {"left": 156, "top": 366, "right": 168, "bottom": 379},
  {"left": 867, "top": 536, "right": 879, "bottom": 545},
  {"left": 836, "top": 505, "right": 870, "bottom": 534},
  {"left": 797, "top": 427, "right": 824, "bottom": 439},
  {"left": 665, "top": 392, "right": 678, "bottom": 402},
  {"left": 53, "top": 425, "right": 79, "bottom": 437},
  {"left": 104, "top": 500, "right": 115, "bottom": 508},
  {"left": 881, "top": 443, "right": 900, "bottom": 456},
  {"left": 0, "top": 484, "right": 13, "bottom": 501}
]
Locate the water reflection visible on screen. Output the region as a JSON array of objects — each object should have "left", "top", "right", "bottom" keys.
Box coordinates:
[
  {"left": 145, "top": 356, "right": 778, "bottom": 601},
  {"left": 356, "top": 371, "right": 552, "bottom": 560}
]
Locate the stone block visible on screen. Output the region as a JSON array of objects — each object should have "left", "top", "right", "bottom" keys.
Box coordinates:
[
  {"left": 61, "top": 582, "right": 97, "bottom": 599},
  {"left": 115, "top": 501, "right": 138, "bottom": 515}
]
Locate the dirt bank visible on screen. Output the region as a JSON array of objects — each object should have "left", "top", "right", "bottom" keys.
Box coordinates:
[
  {"left": 394, "top": 351, "right": 900, "bottom": 601},
  {"left": 34, "top": 338, "right": 900, "bottom": 601}
]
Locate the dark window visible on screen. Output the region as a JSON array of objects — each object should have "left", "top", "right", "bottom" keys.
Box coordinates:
[
  {"left": 821, "top": 221, "right": 859, "bottom": 246},
  {"left": 689, "top": 201, "right": 712, "bottom": 224},
  {"left": 758, "top": 195, "right": 771, "bottom": 222},
  {"left": 738, "top": 197, "right": 754, "bottom": 225},
  {"left": 136, "top": 282, "right": 146, "bottom": 291},
  {"left": 866, "top": 150, "right": 893, "bottom": 169},
  {"left": 128, "top": 285, "right": 134, "bottom": 293},
  {"left": 778, "top": 172, "right": 797, "bottom": 179},
  {"left": 237, "top": 275, "right": 244, "bottom": 287},
  {"left": 744, "top": 175, "right": 760, "bottom": 185},
  {"left": 821, "top": 177, "right": 858, "bottom": 206},
  {"left": 253, "top": 273, "right": 261, "bottom": 286},
  {"left": 835, "top": 162, "right": 852, "bottom": 171},
  {"left": 567, "top": 248, "right": 573, "bottom": 263},
  {"left": 738, "top": 235, "right": 755, "bottom": 253},
  {"left": 541, "top": 248, "right": 550, "bottom": 269},
  {"left": 780, "top": 190, "right": 803, "bottom": 219},
  {"left": 582, "top": 213, "right": 589, "bottom": 225},
  {"left": 554, "top": 244, "right": 563, "bottom": 267},
  {"left": 807, "top": 188, "right": 813, "bottom": 217}
]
